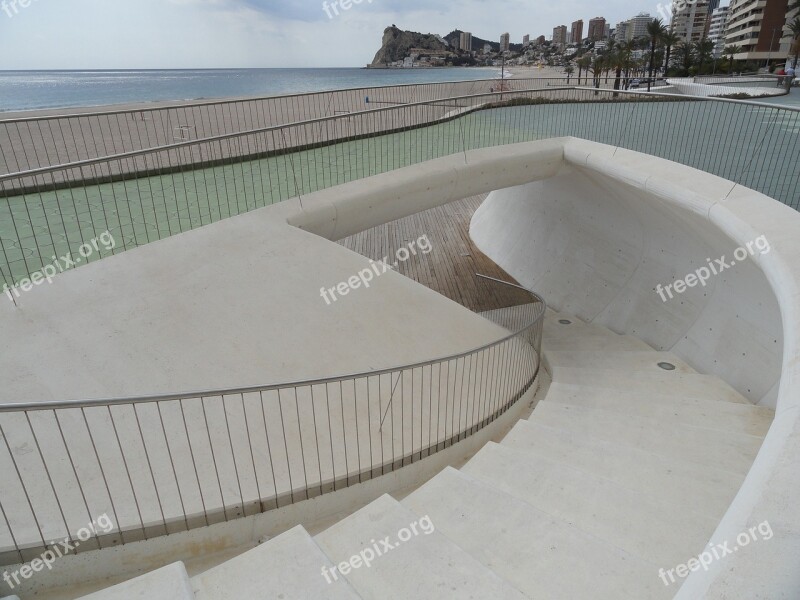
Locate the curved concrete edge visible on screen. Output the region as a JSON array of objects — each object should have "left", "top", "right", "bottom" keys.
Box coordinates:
[
  {"left": 284, "top": 139, "right": 566, "bottom": 241},
  {"left": 277, "top": 136, "right": 799, "bottom": 595},
  {"left": 466, "top": 137, "right": 798, "bottom": 598},
  {"left": 666, "top": 78, "right": 786, "bottom": 98}
]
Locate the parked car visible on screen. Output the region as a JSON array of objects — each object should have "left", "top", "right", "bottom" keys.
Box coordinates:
[{"left": 630, "top": 78, "right": 641, "bottom": 89}]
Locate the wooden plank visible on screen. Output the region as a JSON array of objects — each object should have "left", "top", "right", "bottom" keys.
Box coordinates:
[{"left": 338, "top": 194, "right": 532, "bottom": 313}]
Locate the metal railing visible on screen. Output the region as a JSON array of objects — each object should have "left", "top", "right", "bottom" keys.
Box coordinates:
[
  {"left": 0, "top": 276, "right": 545, "bottom": 566},
  {"left": 0, "top": 76, "right": 590, "bottom": 176},
  {"left": 2, "top": 86, "right": 799, "bottom": 290}
]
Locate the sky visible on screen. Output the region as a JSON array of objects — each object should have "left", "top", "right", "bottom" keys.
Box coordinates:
[{"left": 0, "top": 0, "right": 673, "bottom": 69}]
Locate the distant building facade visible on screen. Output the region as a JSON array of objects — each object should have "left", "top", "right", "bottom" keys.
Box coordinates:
[
  {"left": 724, "top": 0, "right": 792, "bottom": 61},
  {"left": 672, "top": 0, "right": 711, "bottom": 44},
  {"left": 615, "top": 21, "right": 629, "bottom": 42},
  {"left": 552, "top": 25, "right": 567, "bottom": 48},
  {"left": 588, "top": 17, "right": 606, "bottom": 41},
  {"left": 708, "top": 7, "right": 728, "bottom": 58},
  {"left": 571, "top": 20, "right": 584, "bottom": 44},
  {"left": 500, "top": 32, "right": 510, "bottom": 52},
  {"left": 627, "top": 12, "right": 652, "bottom": 40},
  {"left": 459, "top": 31, "right": 473, "bottom": 52},
  {"left": 523, "top": 34, "right": 530, "bottom": 46}
]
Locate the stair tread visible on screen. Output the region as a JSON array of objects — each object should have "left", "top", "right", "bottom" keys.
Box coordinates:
[
  {"left": 549, "top": 367, "right": 751, "bottom": 404},
  {"left": 542, "top": 382, "right": 772, "bottom": 436},
  {"left": 192, "top": 525, "right": 361, "bottom": 600},
  {"left": 502, "top": 420, "right": 744, "bottom": 519},
  {"left": 77, "top": 563, "right": 193, "bottom": 600},
  {"left": 461, "top": 442, "right": 717, "bottom": 567},
  {"left": 402, "top": 467, "right": 672, "bottom": 600},
  {"left": 546, "top": 350, "right": 696, "bottom": 374},
  {"left": 530, "top": 402, "right": 763, "bottom": 474},
  {"left": 315, "top": 494, "right": 526, "bottom": 600}
]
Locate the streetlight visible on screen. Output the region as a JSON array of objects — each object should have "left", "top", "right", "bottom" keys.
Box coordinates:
[{"left": 766, "top": 26, "right": 779, "bottom": 69}]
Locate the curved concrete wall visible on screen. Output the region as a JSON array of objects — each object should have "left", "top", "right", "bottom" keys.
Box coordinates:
[
  {"left": 466, "top": 138, "right": 800, "bottom": 598},
  {"left": 470, "top": 148, "right": 782, "bottom": 406}
]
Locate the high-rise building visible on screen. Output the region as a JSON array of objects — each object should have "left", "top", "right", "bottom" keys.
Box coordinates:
[
  {"left": 571, "top": 20, "right": 584, "bottom": 44},
  {"left": 627, "top": 12, "right": 652, "bottom": 40},
  {"left": 523, "top": 34, "right": 530, "bottom": 46},
  {"left": 672, "top": 0, "right": 711, "bottom": 44},
  {"left": 724, "top": 0, "right": 792, "bottom": 61},
  {"left": 708, "top": 7, "right": 728, "bottom": 58},
  {"left": 500, "top": 32, "right": 510, "bottom": 52},
  {"left": 615, "top": 21, "right": 630, "bottom": 42},
  {"left": 459, "top": 31, "right": 473, "bottom": 52},
  {"left": 588, "top": 17, "right": 606, "bottom": 41},
  {"left": 552, "top": 25, "right": 567, "bottom": 49},
  {"left": 536, "top": 35, "right": 546, "bottom": 45},
  {"left": 604, "top": 24, "right": 611, "bottom": 39}
]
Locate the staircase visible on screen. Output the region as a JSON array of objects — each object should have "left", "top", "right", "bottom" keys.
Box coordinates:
[{"left": 73, "top": 309, "right": 773, "bottom": 600}]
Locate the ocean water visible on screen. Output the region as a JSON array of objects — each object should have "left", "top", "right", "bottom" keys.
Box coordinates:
[{"left": 0, "top": 68, "right": 506, "bottom": 113}]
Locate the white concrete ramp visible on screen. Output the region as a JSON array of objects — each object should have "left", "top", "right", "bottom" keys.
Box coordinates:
[{"left": 76, "top": 309, "right": 772, "bottom": 599}]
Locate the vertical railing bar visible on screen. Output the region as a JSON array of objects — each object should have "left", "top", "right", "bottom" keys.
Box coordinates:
[{"left": 106, "top": 405, "right": 147, "bottom": 541}]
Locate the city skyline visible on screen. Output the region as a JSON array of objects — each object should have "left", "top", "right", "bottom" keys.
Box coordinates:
[{"left": 0, "top": 0, "right": 730, "bottom": 70}]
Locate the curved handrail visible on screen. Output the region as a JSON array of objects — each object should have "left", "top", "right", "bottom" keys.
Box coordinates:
[
  {"left": 0, "top": 280, "right": 545, "bottom": 411},
  {"left": 0, "top": 276, "right": 545, "bottom": 564}
]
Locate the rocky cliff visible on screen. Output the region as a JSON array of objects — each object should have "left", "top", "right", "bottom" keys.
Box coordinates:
[{"left": 370, "top": 26, "right": 449, "bottom": 66}]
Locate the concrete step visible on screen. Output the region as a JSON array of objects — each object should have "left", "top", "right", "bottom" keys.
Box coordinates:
[
  {"left": 77, "top": 563, "right": 193, "bottom": 600},
  {"left": 543, "top": 310, "right": 620, "bottom": 341},
  {"left": 545, "top": 350, "right": 696, "bottom": 375},
  {"left": 530, "top": 402, "right": 763, "bottom": 475},
  {"left": 549, "top": 367, "right": 751, "bottom": 404},
  {"left": 402, "top": 466, "right": 672, "bottom": 600},
  {"left": 542, "top": 382, "right": 773, "bottom": 437},
  {"left": 501, "top": 420, "right": 745, "bottom": 520},
  {"left": 192, "top": 525, "right": 361, "bottom": 600},
  {"left": 544, "top": 333, "right": 652, "bottom": 351},
  {"left": 461, "top": 442, "right": 717, "bottom": 568},
  {"left": 314, "top": 494, "right": 526, "bottom": 600}
]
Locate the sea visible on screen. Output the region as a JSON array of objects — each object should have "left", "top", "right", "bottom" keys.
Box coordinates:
[{"left": 0, "top": 68, "right": 508, "bottom": 113}]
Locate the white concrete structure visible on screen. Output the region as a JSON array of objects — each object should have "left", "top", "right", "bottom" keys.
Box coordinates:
[
  {"left": 3, "top": 138, "right": 800, "bottom": 598},
  {"left": 666, "top": 77, "right": 785, "bottom": 97}
]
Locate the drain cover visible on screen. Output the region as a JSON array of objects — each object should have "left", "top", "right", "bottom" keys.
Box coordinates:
[
  {"left": 558, "top": 319, "right": 572, "bottom": 325},
  {"left": 658, "top": 362, "right": 677, "bottom": 371}
]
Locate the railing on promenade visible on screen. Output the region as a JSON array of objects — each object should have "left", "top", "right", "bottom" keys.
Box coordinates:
[
  {"left": 1, "top": 87, "right": 799, "bottom": 289},
  {"left": 0, "top": 76, "right": 587, "bottom": 176},
  {"left": 0, "top": 277, "right": 545, "bottom": 566}
]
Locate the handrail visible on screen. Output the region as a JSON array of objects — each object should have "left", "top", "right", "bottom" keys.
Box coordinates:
[
  {"left": 5, "top": 85, "right": 799, "bottom": 184},
  {"left": 0, "top": 76, "right": 576, "bottom": 122},
  {"left": 0, "top": 277, "right": 545, "bottom": 565},
  {"left": 0, "top": 88, "right": 577, "bottom": 183},
  {"left": 0, "top": 286, "right": 545, "bottom": 411}
]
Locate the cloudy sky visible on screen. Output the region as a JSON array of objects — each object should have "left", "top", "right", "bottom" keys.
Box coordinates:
[{"left": 1, "top": 0, "right": 668, "bottom": 69}]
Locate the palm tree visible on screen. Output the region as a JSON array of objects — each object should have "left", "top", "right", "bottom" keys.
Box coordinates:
[
  {"left": 723, "top": 44, "right": 742, "bottom": 74},
  {"left": 564, "top": 64, "right": 575, "bottom": 83},
  {"left": 694, "top": 37, "right": 715, "bottom": 75},
  {"left": 589, "top": 55, "right": 604, "bottom": 94},
  {"left": 646, "top": 18, "right": 667, "bottom": 90},
  {"left": 662, "top": 30, "right": 681, "bottom": 76},
  {"left": 674, "top": 41, "right": 695, "bottom": 76},
  {"left": 577, "top": 55, "right": 592, "bottom": 85}
]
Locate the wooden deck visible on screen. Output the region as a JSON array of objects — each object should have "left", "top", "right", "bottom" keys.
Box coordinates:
[{"left": 338, "top": 194, "right": 531, "bottom": 313}]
